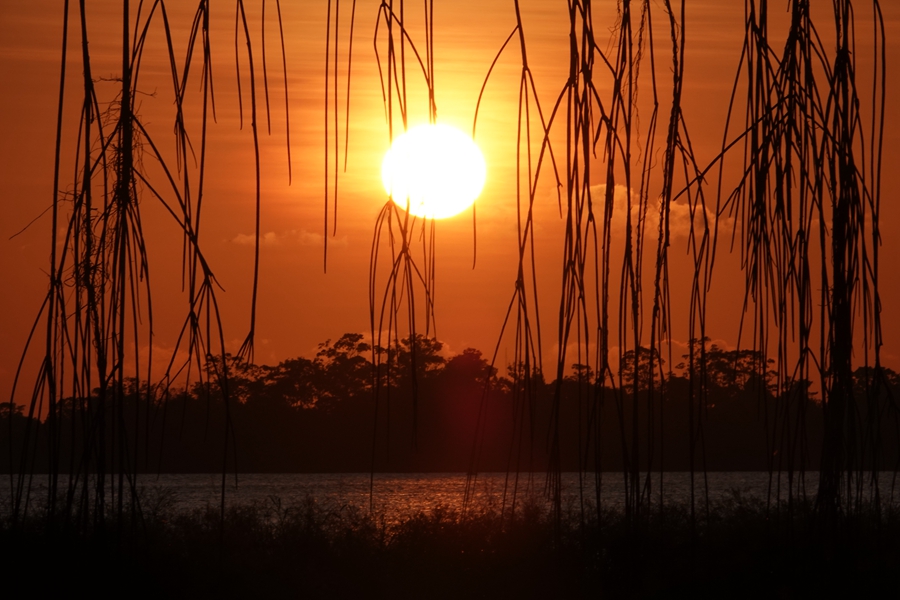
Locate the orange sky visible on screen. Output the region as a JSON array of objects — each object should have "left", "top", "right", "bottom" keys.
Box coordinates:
[{"left": 2, "top": 1, "right": 899, "bottom": 402}]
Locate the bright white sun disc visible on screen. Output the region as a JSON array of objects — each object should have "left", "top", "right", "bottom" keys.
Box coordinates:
[{"left": 381, "top": 123, "right": 486, "bottom": 219}]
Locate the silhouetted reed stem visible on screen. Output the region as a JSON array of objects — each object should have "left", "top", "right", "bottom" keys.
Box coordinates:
[
  {"left": 8, "top": 0, "right": 888, "bottom": 558},
  {"left": 10, "top": 0, "right": 293, "bottom": 536}
]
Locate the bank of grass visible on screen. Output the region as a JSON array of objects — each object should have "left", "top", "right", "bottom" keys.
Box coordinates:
[{"left": 2, "top": 490, "right": 899, "bottom": 598}]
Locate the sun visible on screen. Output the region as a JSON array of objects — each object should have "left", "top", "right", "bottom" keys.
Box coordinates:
[{"left": 381, "top": 123, "right": 486, "bottom": 219}]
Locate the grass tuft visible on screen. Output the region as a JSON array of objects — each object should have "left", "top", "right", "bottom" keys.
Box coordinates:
[{"left": 3, "top": 492, "right": 899, "bottom": 598}]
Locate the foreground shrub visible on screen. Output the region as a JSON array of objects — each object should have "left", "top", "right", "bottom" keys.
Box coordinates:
[{"left": 2, "top": 492, "right": 899, "bottom": 598}]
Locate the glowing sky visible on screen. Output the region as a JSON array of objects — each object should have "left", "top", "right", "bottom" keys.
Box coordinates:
[{"left": 2, "top": 1, "right": 899, "bottom": 402}]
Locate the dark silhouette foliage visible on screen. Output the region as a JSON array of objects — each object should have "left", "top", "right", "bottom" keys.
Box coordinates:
[{"left": 6, "top": 336, "right": 897, "bottom": 477}]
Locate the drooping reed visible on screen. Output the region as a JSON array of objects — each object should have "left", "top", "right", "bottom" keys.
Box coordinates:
[
  {"left": 716, "top": 0, "right": 888, "bottom": 523},
  {"left": 8, "top": 0, "right": 890, "bottom": 560},
  {"left": 8, "top": 0, "right": 292, "bottom": 535}
]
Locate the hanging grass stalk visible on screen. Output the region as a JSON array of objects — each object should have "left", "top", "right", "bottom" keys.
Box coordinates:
[
  {"left": 10, "top": 0, "right": 294, "bottom": 538},
  {"left": 359, "top": 1, "right": 443, "bottom": 499},
  {"left": 715, "top": 0, "right": 886, "bottom": 523}
]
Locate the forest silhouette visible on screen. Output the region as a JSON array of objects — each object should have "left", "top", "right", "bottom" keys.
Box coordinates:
[{"left": 6, "top": 333, "right": 897, "bottom": 474}]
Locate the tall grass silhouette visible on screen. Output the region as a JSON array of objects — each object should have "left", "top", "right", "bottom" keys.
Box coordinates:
[
  {"left": 361, "top": 0, "right": 889, "bottom": 535},
  {"left": 719, "top": 0, "right": 889, "bottom": 524},
  {"left": 6, "top": 0, "right": 891, "bottom": 553},
  {"left": 6, "top": 0, "right": 292, "bottom": 533}
]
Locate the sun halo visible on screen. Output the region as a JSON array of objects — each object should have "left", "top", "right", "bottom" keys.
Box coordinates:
[{"left": 381, "top": 123, "right": 486, "bottom": 220}]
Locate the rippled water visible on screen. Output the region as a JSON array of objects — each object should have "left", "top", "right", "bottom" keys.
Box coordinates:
[{"left": 7, "top": 471, "right": 898, "bottom": 521}]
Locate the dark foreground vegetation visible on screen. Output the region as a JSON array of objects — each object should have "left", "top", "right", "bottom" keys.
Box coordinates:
[
  {"left": 3, "top": 491, "right": 899, "bottom": 599},
  {"left": 3, "top": 1, "right": 893, "bottom": 596},
  {"left": 5, "top": 334, "right": 900, "bottom": 474}
]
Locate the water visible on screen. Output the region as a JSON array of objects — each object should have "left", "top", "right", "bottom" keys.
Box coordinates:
[{"left": 7, "top": 471, "right": 898, "bottom": 522}]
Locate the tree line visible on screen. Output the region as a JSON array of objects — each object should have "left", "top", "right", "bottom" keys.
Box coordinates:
[{"left": 3, "top": 333, "right": 898, "bottom": 474}]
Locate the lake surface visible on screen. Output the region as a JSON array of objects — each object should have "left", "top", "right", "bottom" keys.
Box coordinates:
[{"left": 7, "top": 471, "right": 898, "bottom": 522}]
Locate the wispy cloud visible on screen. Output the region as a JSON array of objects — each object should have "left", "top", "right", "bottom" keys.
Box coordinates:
[
  {"left": 589, "top": 184, "right": 730, "bottom": 241},
  {"left": 230, "top": 230, "right": 348, "bottom": 247}
]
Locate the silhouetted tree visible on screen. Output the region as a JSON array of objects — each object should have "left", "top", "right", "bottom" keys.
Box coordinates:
[
  {"left": 315, "top": 333, "right": 374, "bottom": 405},
  {"left": 620, "top": 346, "right": 665, "bottom": 393},
  {"left": 258, "top": 357, "right": 321, "bottom": 409}
]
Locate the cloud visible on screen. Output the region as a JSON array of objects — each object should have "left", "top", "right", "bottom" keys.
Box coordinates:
[
  {"left": 230, "top": 230, "right": 348, "bottom": 247},
  {"left": 588, "top": 184, "right": 729, "bottom": 241}
]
